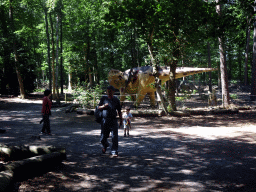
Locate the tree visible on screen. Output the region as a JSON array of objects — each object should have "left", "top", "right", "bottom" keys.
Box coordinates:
[
  {"left": 106, "top": 0, "right": 217, "bottom": 111},
  {"left": 251, "top": 0, "right": 256, "bottom": 101},
  {"left": 216, "top": 0, "right": 230, "bottom": 108},
  {"left": 9, "top": 0, "right": 26, "bottom": 99}
]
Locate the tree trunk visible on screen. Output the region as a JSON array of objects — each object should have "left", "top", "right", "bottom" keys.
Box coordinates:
[
  {"left": 251, "top": 1, "right": 256, "bottom": 101},
  {"left": 55, "top": 14, "right": 60, "bottom": 103},
  {"left": 9, "top": 0, "right": 26, "bottom": 99},
  {"left": 245, "top": 16, "right": 251, "bottom": 86},
  {"left": 60, "top": 0, "right": 64, "bottom": 94},
  {"left": 147, "top": 28, "right": 169, "bottom": 114},
  {"left": 89, "top": 67, "right": 93, "bottom": 87},
  {"left": 44, "top": 6, "right": 52, "bottom": 92},
  {"left": 49, "top": 12, "right": 56, "bottom": 100},
  {"left": 167, "top": 47, "right": 179, "bottom": 112},
  {"left": 228, "top": 44, "right": 232, "bottom": 80},
  {"left": 206, "top": 0, "right": 212, "bottom": 93},
  {"left": 207, "top": 42, "right": 212, "bottom": 92},
  {"left": 68, "top": 65, "right": 72, "bottom": 91},
  {"left": 0, "top": 5, "right": 11, "bottom": 94},
  {"left": 238, "top": 45, "right": 242, "bottom": 82},
  {"left": 216, "top": 0, "right": 230, "bottom": 108}
]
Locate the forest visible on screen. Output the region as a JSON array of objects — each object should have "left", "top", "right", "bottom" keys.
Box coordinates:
[{"left": 1, "top": 0, "right": 256, "bottom": 109}]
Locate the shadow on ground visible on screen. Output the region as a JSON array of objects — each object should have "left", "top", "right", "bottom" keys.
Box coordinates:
[{"left": 0, "top": 99, "right": 256, "bottom": 191}]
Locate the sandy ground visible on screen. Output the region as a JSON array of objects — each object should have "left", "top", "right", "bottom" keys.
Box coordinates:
[{"left": 1, "top": 96, "right": 256, "bottom": 191}]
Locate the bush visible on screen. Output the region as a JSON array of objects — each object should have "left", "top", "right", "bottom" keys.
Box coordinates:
[{"left": 73, "top": 81, "right": 104, "bottom": 108}]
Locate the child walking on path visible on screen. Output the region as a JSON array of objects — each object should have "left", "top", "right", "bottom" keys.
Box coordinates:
[
  {"left": 41, "top": 89, "right": 52, "bottom": 135},
  {"left": 123, "top": 106, "right": 133, "bottom": 137}
]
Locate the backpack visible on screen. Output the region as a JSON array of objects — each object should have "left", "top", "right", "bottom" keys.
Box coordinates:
[{"left": 94, "top": 106, "right": 103, "bottom": 123}]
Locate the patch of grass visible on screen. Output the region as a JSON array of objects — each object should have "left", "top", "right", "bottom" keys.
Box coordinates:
[{"left": 230, "top": 94, "right": 238, "bottom": 99}]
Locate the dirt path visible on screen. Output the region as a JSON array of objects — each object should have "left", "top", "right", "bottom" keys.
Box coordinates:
[{"left": 1, "top": 97, "right": 256, "bottom": 191}]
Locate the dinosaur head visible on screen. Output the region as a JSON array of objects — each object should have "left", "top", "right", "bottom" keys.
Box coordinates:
[{"left": 108, "top": 69, "right": 126, "bottom": 89}]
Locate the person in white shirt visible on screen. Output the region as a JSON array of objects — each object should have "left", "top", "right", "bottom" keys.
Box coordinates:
[{"left": 122, "top": 106, "right": 133, "bottom": 137}]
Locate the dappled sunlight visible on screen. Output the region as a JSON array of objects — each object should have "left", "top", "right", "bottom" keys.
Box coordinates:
[
  {"left": 72, "top": 129, "right": 101, "bottom": 136},
  {"left": 1, "top": 99, "right": 256, "bottom": 191}
]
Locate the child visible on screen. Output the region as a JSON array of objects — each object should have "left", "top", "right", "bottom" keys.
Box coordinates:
[
  {"left": 41, "top": 89, "right": 52, "bottom": 135},
  {"left": 123, "top": 106, "right": 133, "bottom": 137}
]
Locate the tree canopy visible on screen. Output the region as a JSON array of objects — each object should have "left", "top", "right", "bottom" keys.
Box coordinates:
[{"left": 0, "top": 0, "right": 255, "bottom": 105}]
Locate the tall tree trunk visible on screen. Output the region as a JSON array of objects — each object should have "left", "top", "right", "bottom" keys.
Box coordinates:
[
  {"left": 0, "top": 5, "right": 11, "bottom": 94},
  {"left": 216, "top": 0, "right": 230, "bottom": 108},
  {"left": 251, "top": 1, "right": 256, "bottom": 101},
  {"left": 228, "top": 44, "right": 232, "bottom": 80},
  {"left": 238, "top": 45, "right": 242, "bottom": 82},
  {"left": 89, "top": 68, "right": 93, "bottom": 87},
  {"left": 49, "top": 12, "right": 56, "bottom": 100},
  {"left": 55, "top": 13, "right": 60, "bottom": 103},
  {"left": 9, "top": 0, "right": 26, "bottom": 99},
  {"left": 68, "top": 65, "right": 72, "bottom": 91},
  {"left": 60, "top": 0, "right": 64, "bottom": 94},
  {"left": 206, "top": 0, "right": 212, "bottom": 93},
  {"left": 245, "top": 16, "right": 251, "bottom": 86},
  {"left": 44, "top": 6, "right": 52, "bottom": 93},
  {"left": 168, "top": 59, "right": 177, "bottom": 111},
  {"left": 147, "top": 28, "right": 169, "bottom": 114},
  {"left": 207, "top": 42, "right": 212, "bottom": 92},
  {"left": 94, "top": 49, "right": 99, "bottom": 84}
]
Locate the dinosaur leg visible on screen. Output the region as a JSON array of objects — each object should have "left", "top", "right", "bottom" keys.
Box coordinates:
[
  {"left": 131, "top": 95, "right": 136, "bottom": 101},
  {"left": 120, "top": 88, "right": 126, "bottom": 106},
  {"left": 148, "top": 92, "right": 156, "bottom": 106},
  {"left": 135, "top": 91, "right": 146, "bottom": 107}
]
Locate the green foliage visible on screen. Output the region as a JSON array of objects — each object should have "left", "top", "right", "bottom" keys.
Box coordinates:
[
  {"left": 175, "top": 96, "right": 187, "bottom": 102},
  {"left": 125, "top": 95, "right": 133, "bottom": 101},
  {"left": 0, "top": 0, "right": 255, "bottom": 100},
  {"left": 230, "top": 93, "right": 238, "bottom": 99},
  {"left": 72, "top": 80, "right": 104, "bottom": 108}
]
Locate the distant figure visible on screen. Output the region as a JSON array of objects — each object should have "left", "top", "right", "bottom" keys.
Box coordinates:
[
  {"left": 98, "top": 85, "right": 122, "bottom": 157},
  {"left": 123, "top": 106, "right": 133, "bottom": 137},
  {"left": 41, "top": 89, "right": 52, "bottom": 135}
]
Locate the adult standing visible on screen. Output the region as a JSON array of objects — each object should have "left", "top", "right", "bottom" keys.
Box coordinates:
[
  {"left": 98, "top": 85, "right": 122, "bottom": 157},
  {"left": 41, "top": 89, "right": 52, "bottom": 135}
]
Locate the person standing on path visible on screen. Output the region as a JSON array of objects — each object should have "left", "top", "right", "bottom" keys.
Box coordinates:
[
  {"left": 98, "top": 85, "right": 122, "bottom": 157},
  {"left": 123, "top": 106, "right": 133, "bottom": 137},
  {"left": 41, "top": 89, "right": 52, "bottom": 135}
]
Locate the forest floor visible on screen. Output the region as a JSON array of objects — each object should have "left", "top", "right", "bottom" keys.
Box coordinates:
[{"left": 1, "top": 86, "right": 256, "bottom": 192}]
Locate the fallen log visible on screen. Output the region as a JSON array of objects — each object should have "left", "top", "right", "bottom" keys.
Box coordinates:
[
  {"left": 210, "top": 109, "right": 239, "bottom": 115},
  {"left": 0, "top": 170, "right": 13, "bottom": 192},
  {"left": 0, "top": 145, "right": 66, "bottom": 161},
  {"left": 129, "top": 109, "right": 166, "bottom": 117},
  {"left": 77, "top": 108, "right": 94, "bottom": 115},
  {"left": 4, "top": 151, "right": 66, "bottom": 182}
]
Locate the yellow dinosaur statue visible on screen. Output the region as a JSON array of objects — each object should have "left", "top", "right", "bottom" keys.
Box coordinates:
[{"left": 108, "top": 66, "right": 217, "bottom": 107}]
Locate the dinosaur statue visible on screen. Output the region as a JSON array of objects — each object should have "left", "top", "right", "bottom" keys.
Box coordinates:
[{"left": 108, "top": 66, "right": 217, "bottom": 107}]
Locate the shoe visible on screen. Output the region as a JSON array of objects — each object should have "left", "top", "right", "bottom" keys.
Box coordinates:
[
  {"left": 124, "top": 134, "right": 126, "bottom": 137},
  {"left": 111, "top": 151, "right": 118, "bottom": 157},
  {"left": 41, "top": 131, "right": 46, "bottom": 134},
  {"left": 102, "top": 143, "right": 109, "bottom": 154}
]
